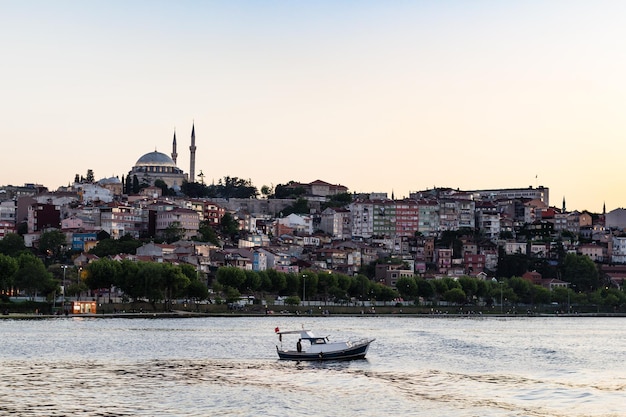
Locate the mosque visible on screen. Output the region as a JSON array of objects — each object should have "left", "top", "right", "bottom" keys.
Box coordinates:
[{"left": 127, "top": 123, "right": 197, "bottom": 190}]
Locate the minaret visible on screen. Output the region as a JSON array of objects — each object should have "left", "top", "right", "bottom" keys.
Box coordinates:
[
  {"left": 562, "top": 197, "right": 566, "bottom": 213},
  {"left": 171, "top": 130, "right": 178, "bottom": 165},
  {"left": 189, "top": 122, "right": 196, "bottom": 183}
]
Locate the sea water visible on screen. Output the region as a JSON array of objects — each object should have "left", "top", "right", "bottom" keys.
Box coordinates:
[{"left": 0, "top": 316, "right": 624, "bottom": 416}]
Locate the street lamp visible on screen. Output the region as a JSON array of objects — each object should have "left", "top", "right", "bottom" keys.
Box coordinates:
[
  {"left": 302, "top": 274, "right": 307, "bottom": 306},
  {"left": 492, "top": 278, "right": 503, "bottom": 314}
]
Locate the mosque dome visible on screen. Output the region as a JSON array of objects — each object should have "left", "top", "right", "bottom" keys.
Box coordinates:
[{"left": 135, "top": 151, "right": 177, "bottom": 167}]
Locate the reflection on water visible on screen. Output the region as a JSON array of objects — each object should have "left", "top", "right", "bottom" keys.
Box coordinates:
[{"left": 0, "top": 316, "right": 624, "bottom": 417}]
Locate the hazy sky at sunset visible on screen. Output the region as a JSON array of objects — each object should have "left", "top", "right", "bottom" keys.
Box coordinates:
[{"left": 2, "top": 1, "right": 625, "bottom": 212}]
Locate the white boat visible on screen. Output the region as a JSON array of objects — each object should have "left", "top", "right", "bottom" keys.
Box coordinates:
[{"left": 275, "top": 328, "right": 375, "bottom": 361}]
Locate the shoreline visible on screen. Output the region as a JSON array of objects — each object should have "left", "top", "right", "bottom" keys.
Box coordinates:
[{"left": 2, "top": 311, "right": 626, "bottom": 319}]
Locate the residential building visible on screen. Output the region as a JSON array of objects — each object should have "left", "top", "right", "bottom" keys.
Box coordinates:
[
  {"left": 155, "top": 207, "right": 200, "bottom": 240},
  {"left": 395, "top": 198, "right": 420, "bottom": 238}
]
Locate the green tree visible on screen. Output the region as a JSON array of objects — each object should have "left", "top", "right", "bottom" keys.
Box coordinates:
[
  {"left": 85, "top": 258, "right": 121, "bottom": 299},
  {"left": 507, "top": 277, "right": 533, "bottom": 304},
  {"left": 186, "top": 279, "right": 209, "bottom": 301},
  {"left": 154, "top": 179, "right": 176, "bottom": 197},
  {"left": 13, "top": 253, "right": 56, "bottom": 300},
  {"left": 89, "top": 235, "right": 142, "bottom": 257},
  {"left": 371, "top": 282, "right": 398, "bottom": 304},
  {"left": 458, "top": 276, "right": 479, "bottom": 302},
  {"left": 162, "top": 263, "right": 191, "bottom": 310},
  {"left": 86, "top": 169, "right": 95, "bottom": 183},
  {"left": 284, "top": 295, "right": 300, "bottom": 306},
  {"left": 322, "top": 192, "right": 353, "bottom": 209},
  {"left": 267, "top": 269, "right": 287, "bottom": 294},
  {"left": 0, "top": 254, "right": 19, "bottom": 294},
  {"left": 216, "top": 266, "right": 246, "bottom": 291},
  {"left": 396, "top": 276, "right": 418, "bottom": 300},
  {"left": 532, "top": 285, "right": 551, "bottom": 306},
  {"left": 244, "top": 270, "right": 262, "bottom": 293},
  {"left": 0, "top": 233, "right": 27, "bottom": 257},
  {"left": 179, "top": 263, "right": 199, "bottom": 281},
  {"left": 561, "top": 253, "right": 599, "bottom": 292},
  {"left": 260, "top": 185, "right": 273, "bottom": 198},
  {"left": 39, "top": 229, "right": 68, "bottom": 263},
  {"left": 219, "top": 213, "right": 239, "bottom": 241},
  {"left": 497, "top": 250, "right": 530, "bottom": 279},
  {"left": 349, "top": 274, "right": 371, "bottom": 301},
  {"left": 444, "top": 287, "right": 467, "bottom": 305},
  {"left": 197, "top": 221, "right": 220, "bottom": 245},
  {"left": 132, "top": 175, "right": 140, "bottom": 194},
  {"left": 274, "top": 182, "right": 306, "bottom": 199},
  {"left": 163, "top": 222, "right": 185, "bottom": 243},
  {"left": 136, "top": 261, "right": 166, "bottom": 306},
  {"left": 317, "top": 272, "right": 339, "bottom": 302},
  {"left": 282, "top": 198, "right": 310, "bottom": 216},
  {"left": 416, "top": 278, "right": 435, "bottom": 301},
  {"left": 116, "top": 259, "right": 142, "bottom": 301},
  {"left": 211, "top": 176, "right": 258, "bottom": 199}
]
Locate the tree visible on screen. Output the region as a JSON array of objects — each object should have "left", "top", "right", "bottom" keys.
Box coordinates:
[
  {"left": 349, "top": 274, "right": 371, "bottom": 301},
  {"left": 244, "top": 270, "right": 262, "bottom": 293},
  {"left": 371, "top": 282, "right": 398, "bottom": 304},
  {"left": 163, "top": 222, "right": 185, "bottom": 243},
  {"left": 186, "top": 279, "right": 209, "bottom": 301},
  {"left": 162, "top": 263, "right": 191, "bottom": 310},
  {"left": 267, "top": 269, "right": 287, "bottom": 293},
  {"left": 136, "top": 261, "right": 166, "bottom": 306},
  {"left": 497, "top": 251, "right": 530, "bottom": 279},
  {"left": 444, "top": 287, "right": 467, "bottom": 305},
  {"left": 416, "top": 278, "right": 435, "bottom": 301},
  {"left": 13, "top": 252, "right": 55, "bottom": 300},
  {"left": 86, "top": 169, "right": 95, "bottom": 183},
  {"left": 274, "top": 182, "right": 306, "bottom": 199},
  {"left": 209, "top": 176, "right": 258, "bottom": 199},
  {"left": 181, "top": 181, "right": 209, "bottom": 198},
  {"left": 90, "top": 237, "right": 137, "bottom": 257},
  {"left": 132, "top": 175, "right": 140, "bottom": 194},
  {"left": 216, "top": 266, "right": 246, "bottom": 291},
  {"left": 154, "top": 179, "right": 175, "bottom": 197},
  {"left": 260, "top": 185, "right": 273, "bottom": 198},
  {"left": 39, "top": 229, "right": 68, "bottom": 263},
  {"left": 116, "top": 260, "right": 142, "bottom": 301},
  {"left": 85, "top": 258, "right": 120, "bottom": 299},
  {"left": 561, "top": 253, "right": 600, "bottom": 292},
  {"left": 458, "top": 276, "right": 479, "bottom": 302},
  {"left": 0, "top": 254, "right": 19, "bottom": 294},
  {"left": 281, "top": 198, "right": 310, "bottom": 216},
  {"left": 322, "top": 192, "right": 353, "bottom": 209},
  {"left": 219, "top": 213, "right": 239, "bottom": 241},
  {"left": 396, "top": 276, "right": 418, "bottom": 300},
  {"left": 197, "top": 221, "right": 220, "bottom": 246},
  {"left": 0, "top": 233, "right": 27, "bottom": 257}
]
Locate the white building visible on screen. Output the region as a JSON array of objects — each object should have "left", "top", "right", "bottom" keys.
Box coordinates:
[{"left": 611, "top": 236, "right": 626, "bottom": 263}]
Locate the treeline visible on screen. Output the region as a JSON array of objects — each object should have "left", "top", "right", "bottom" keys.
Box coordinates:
[
  {"left": 213, "top": 267, "right": 397, "bottom": 305},
  {"left": 394, "top": 275, "right": 626, "bottom": 311},
  {"left": 85, "top": 258, "right": 208, "bottom": 309}
]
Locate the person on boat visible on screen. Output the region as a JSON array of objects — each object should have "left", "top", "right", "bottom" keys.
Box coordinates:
[{"left": 296, "top": 339, "right": 302, "bottom": 353}]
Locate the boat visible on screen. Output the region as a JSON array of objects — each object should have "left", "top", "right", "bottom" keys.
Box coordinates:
[{"left": 274, "top": 327, "right": 375, "bottom": 361}]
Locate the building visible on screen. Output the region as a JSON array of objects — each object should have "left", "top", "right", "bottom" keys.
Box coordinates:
[
  {"left": 468, "top": 186, "right": 550, "bottom": 206},
  {"left": 155, "top": 207, "right": 200, "bottom": 240},
  {"left": 127, "top": 125, "right": 197, "bottom": 191},
  {"left": 128, "top": 151, "right": 186, "bottom": 190}
]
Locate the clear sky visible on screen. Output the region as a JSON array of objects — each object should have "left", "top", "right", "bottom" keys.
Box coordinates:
[{"left": 2, "top": 0, "right": 625, "bottom": 213}]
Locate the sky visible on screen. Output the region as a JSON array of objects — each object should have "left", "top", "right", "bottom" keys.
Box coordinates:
[{"left": 2, "top": 0, "right": 625, "bottom": 213}]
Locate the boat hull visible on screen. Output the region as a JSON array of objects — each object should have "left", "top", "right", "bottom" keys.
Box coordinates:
[{"left": 276, "top": 340, "right": 373, "bottom": 361}]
